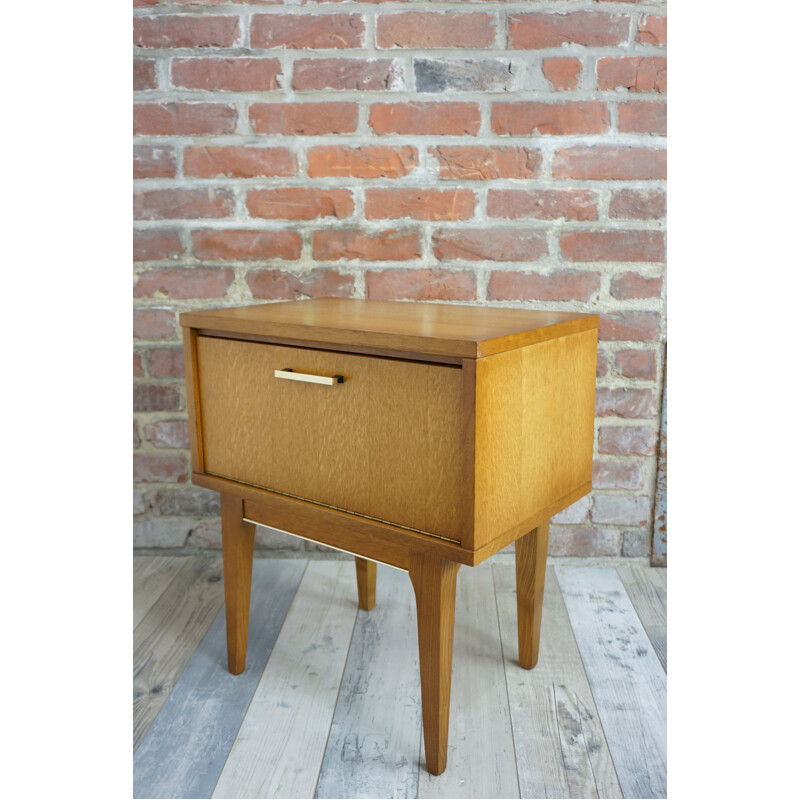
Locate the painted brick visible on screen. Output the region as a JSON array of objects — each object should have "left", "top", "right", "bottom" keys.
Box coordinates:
[
  {"left": 133, "top": 230, "right": 185, "bottom": 262},
  {"left": 134, "top": 268, "right": 235, "bottom": 299},
  {"left": 553, "top": 146, "right": 666, "bottom": 180},
  {"left": 598, "top": 57, "right": 667, "bottom": 93},
  {"left": 592, "top": 495, "right": 650, "bottom": 526},
  {"left": 148, "top": 348, "right": 185, "bottom": 379},
  {"left": 246, "top": 269, "right": 355, "bottom": 300},
  {"left": 596, "top": 388, "right": 657, "bottom": 418},
  {"left": 637, "top": 16, "right": 667, "bottom": 46},
  {"left": 133, "top": 453, "right": 187, "bottom": 483},
  {"left": 548, "top": 527, "right": 622, "bottom": 558},
  {"left": 188, "top": 521, "right": 222, "bottom": 549},
  {"left": 377, "top": 13, "right": 495, "bottom": 49},
  {"left": 599, "top": 311, "right": 661, "bottom": 341},
  {"left": 133, "top": 519, "right": 192, "bottom": 549},
  {"left": 246, "top": 188, "right": 354, "bottom": 220},
  {"left": 488, "top": 189, "right": 597, "bottom": 221},
  {"left": 433, "top": 229, "right": 547, "bottom": 263},
  {"left": 370, "top": 102, "right": 480, "bottom": 135},
  {"left": 250, "top": 102, "right": 358, "bottom": 135},
  {"left": 618, "top": 101, "right": 667, "bottom": 135},
  {"left": 143, "top": 419, "right": 191, "bottom": 449},
  {"left": 313, "top": 229, "right": 421, "bottom": 261},
  {"left": 133, "top": 308, "right": 176, "bottom": 340},
  {"left": 133, "top": 420, "right": 141, "bottom": 448},
  {"left": 598, "top": 426, "right": 658, "bottom": 456},
  {"left": 615, "top": 349, "right": 658, "bottom": 380},
  {"left": 551, "top": 495, "right": 591, "bottom": 524},
  {"left": 508, "top": 12, "right": 629, "bottom": 49},
  {"left": 133, "top": 384, "right": 182, "bottom": 412},
  {"left": 430, "top": 146, "right": 541, "bottom": 180},
  {"left": 622, "top": 531, "right": 650, "bottom": 558},
  {"left": 609, "top": 189, "right": 666, "bottom": 220},
  {"left": 293, "top": 58, "right": 402, "bottom": 91},
  {"left": 150, "top": 488, "right": 220, "bottom": 517},
  {"left": 542, "top": 57, "right": 582, "bottom": 91},
  {"left": 251, "top": 13, "right": 365, "bottom": 49},
  {"left": 192, "top": 229, "right": 302, "bottom": 261},
  {"left": 366, "top": 269, "right": 476, "bottom": 301},
  {"left": 610, "top": 272, "right": 664, "bottom": 300},
  {"left": 492, "top": 101, "right": 609, "bottom": 135},
  {"left": 415, "top": 59, "right": 518, "bottom": 93},
  {"left": 183, "top": 146, "right": 297, "bottom": 178},
  {"left": 561, "top": 231, "right": 665, "bottom": 263},
  {"left": 597, "top": 351, "right": 608, "bottom": 378},
  {"left": 134, "top": 103, "right": 237, "bottom": 135},
  {"left": 593, "top": 460, "right": 644, "bottom": 490},
  {"left": 134, "top": 60, "right": 157, "bottom": 91},
  {"left": 172, "top": 58, "right": 282, "bottom": 91},
  {"left": 134, "top": 189, "right": 234, "bottom": 221},
  {"left": 133, "top": 488, "right": 146, "bottom": 515},
  {"left": 134, "top": 16, "right": 240, "bottom": 48},
  {"left": 307, "top": 145, "right": 417, "bottom": 178},
  {"left": 364, "top": 188, "right": 475, "bottom": 220},
  {"left": 488, "top": 269, "right": 601, "bottom": 302},
  {"left": 133, "top": 145, "right": 176, "bottom": 179}
]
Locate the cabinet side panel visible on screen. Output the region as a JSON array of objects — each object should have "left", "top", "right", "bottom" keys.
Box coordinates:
[
  {"left": 182, "top": 327, "right": 204, "bottom": 474},
  {"left": 474, "top": 329, "right": 597, "bottom": 550}
]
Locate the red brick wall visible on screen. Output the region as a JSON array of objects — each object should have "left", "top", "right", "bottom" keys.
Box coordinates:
[{"left": 133, "top": 1, "right": 667, "bottom": 559}]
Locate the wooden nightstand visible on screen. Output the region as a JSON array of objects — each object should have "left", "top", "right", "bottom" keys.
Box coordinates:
[{"left": 180, "top": 298, "right": 598, "bottom": 776}]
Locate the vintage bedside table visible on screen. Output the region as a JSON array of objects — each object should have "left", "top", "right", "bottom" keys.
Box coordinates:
[{"left": 179, "top": 297, "right": 598, "bottom": 776}]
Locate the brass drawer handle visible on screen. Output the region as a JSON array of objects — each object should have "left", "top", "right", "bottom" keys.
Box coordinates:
[{"left": 274, "top": 368, "right": 344, "bottom": 386}]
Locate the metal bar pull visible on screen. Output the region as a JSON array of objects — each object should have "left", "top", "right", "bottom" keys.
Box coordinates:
[{"left": 274, "top": 367, "right": 344, "bottom": 386}]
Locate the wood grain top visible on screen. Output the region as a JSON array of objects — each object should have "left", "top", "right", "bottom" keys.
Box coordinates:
[{"left": 180, "top": 298, "right": 598, "bottom": 358}]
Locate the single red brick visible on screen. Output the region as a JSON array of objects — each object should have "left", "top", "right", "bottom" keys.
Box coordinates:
[
  {"left": 134, "top": 189, "right": 234, "bottom": 221},
  {"left": 596, "top": 388, "right": 657, "bottom": 418},
  {"left": 251, "top": 13, "right": 365, "bottom": 49},
  {"left": 366, "top": 269, "right": 476, "bottom": 301},
  {"left": 542, "top": 57, "right": 582, "bottom": 91},
  {"left": 597, "top": 350, "right": 608, "bottom": 378},
  {"left": 133, "top": 453, "right": 187, "bottom": 483},
  {"left": 548, "top": 527, "right": 621, "bottom": 558},
  {"left": 488, "top": 269, "right": 601, "bottom": 302},
  {"left": 172, "top": 58, "right": 281, "bottom": 91},
  {"left": 246, "top": 269, "right": 355, "bottom": 300},
  {"left": 143, "top": 420, "right": 191, "bottom": 450},
  {"left": 134, "top": 16, "right": 240, "bottom": 48},
  {"left": 561, "top": 231, "right": 665, "bottom": 262},
  {"left": 192, "top": 229, "right": 302, "bottom": 260},
  {"left": 134, "top": 420, "right": 141, "bottom": 448},
  {"left": 598, "top": 425, "right": 658, "bottom": 455},
  {"left": 598, "top": 57, "right": 667, "bottom": 93},
  {"left": 370, "top": 102, "right": 481, "bottom": 135},
  {"left": 637, "top": 16, "right": 667, "bottom": 46},
  {"left": 609, "top": 189, "right": 666, "bottom": 220},
  {"left": 307, "top": 146, "right": 417, "bottom": 178},
  {"left": 610, "top": 271, "right": 664, "bottom": 299},
  {"left": 246, "top": 188, "right": 354, "bottom": 220},
  {"left": 593, "top": 460, "right": 644, "bottom": 490},
  {"left": 134, "top": 230, "right": 185, "bottom": 262},
  {"left": 488, "top": 189, "right": 597, "bottom": 221},
  {"left": 600, "top": 311, "right": 661, "bottom": 342},
  {"left": 293, "top": 58, "right": 401, "bottom": 91},
  {"left": 313, "top": 229, "right": 421, "bottom": 261},
  {"left": 134, "top": 268, "right": 235, "bottom": 299},
  {"left": 615, "top": 349, "right": 657, "bottom": 380},
  {"left": 134, "top": 103, "right": 237, "bottom": 135},
  {"left": 133, "top": 145, "right": 176, "bottom": 179},
  {"left": 618, "top": 101, "right": 667, "bottom": 135},
  {"left": 250, "top": 103, "right": 358, "bottom": 135},
  {"left": 133, "top": 353, "right": 144, "bottom": 378},
  {"left": 134, "top": 60, "right": 157, "bottom": 91},
  {"left": 433, "top": 229, "right": 547, "bottom": 262},
  {"left": 133, "top": 383, "right": 182, "bottom": 412},
  {"left": 364, "top": 188, "right": 475, "bottom": 221},
  {"left": 148, "top": 348, "right": 185, "bottom": 379},
  {"left": 553, "top": 146, "right": 666, "bottom": 180},
  {"left": 492, "top": 101, "right": 608, "bottom": 135},
  {"left": 508, "top": 12, "right": 629, "bottom": 49},
  {"left": 134, "top": 308, "right": 177, "bottom": 340},
  {"left": 184, "top": 146, "right": 297, "bottom": 178},
  {"left": 592, "top": 495, "right": 650, "bottom": 526},
  {"left": 430, "top": 146, "right": 541, "bottom": 180},
  {"left": 376, "top": 12, "right": 495, "bottom": 48}
]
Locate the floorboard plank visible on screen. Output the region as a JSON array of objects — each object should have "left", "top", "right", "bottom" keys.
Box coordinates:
[
  {"left": 133, "top": 559, "right": 307, "bottom": 799},
  {"left": 556, "top": 566, "right": 666, "bottom": 799},
  {"left": 418, "top": 563, "right": 519, "bottom": 799},
  {"left": 494, "top": 565, "right": 622, "bottom": 799},
  {"left": 616, "top": 567, "right": 667, "bottom": 673},
  {"left": 133, "top": 556, "right": 184, "bottom": 630},
  {"left": 133, "top": 557, "right": 223, "bottom": 751},
  {"left": 316, "top": 566, "right": 421, "bottom": 800},
  {"left": 212, "top": 561, "right": 359, "bottom": 799}
]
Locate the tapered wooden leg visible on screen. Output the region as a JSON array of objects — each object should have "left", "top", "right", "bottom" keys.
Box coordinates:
[
  {"left": 354, "top": 557, "right": 376, "bottom": 610},
  {"left": 409, "top": 551, "right": 460, "bottom": 776},
  {"left": 221, "top": 494, "right": 255, "bottom": 675},
  {"left": 516, "top": 520, "right": 550, "bottom": 669}
]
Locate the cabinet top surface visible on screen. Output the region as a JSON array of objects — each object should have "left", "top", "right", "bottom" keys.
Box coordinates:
[{"left": 180, "top": 298, "right": 598, "bottom": 358}]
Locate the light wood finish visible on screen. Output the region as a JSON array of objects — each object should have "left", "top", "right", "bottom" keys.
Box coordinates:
[
  {"left": 408, "top": 553, "right": 461, "bottom": 776},
  {"left": 180, "top": 297, "right": 598, "bottom": 359},
  {"left": 556, "top": 566, "right": 667, "bottom": 798},
  {"left": 617, "top": 565, "right": 667, "bottom": 672},
  {"left": 212, "top": 561, "right": 358, "bottom": 799},
  {"left": 197, "top": 336, "right": 466, "bottom": 542},
  {"left": 494, "top": 565, "right": 623, "bottom": 799},
  {"left": 473, "top": 329, "right": 597, "bottom": 550},
  {"left": 221, "top": 494, "right": 255, "bottom": 675},
  {"left": 515, "top": 522, "right": 549, "bottom": 669},
  {"left": 133, "top": 556, "right": 183, "bottom": 630},
  {"left": 354, "top": 557, "right": 376, "bottom": 611}
]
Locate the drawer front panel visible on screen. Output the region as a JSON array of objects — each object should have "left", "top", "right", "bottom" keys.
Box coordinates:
[{"left": 196, "top": 336, "right": 466, "bottom": 542}]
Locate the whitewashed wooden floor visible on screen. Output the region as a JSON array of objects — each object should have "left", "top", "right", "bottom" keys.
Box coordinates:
[{"left": 133, "top": 556, "right": 666, "bottom": 799}]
